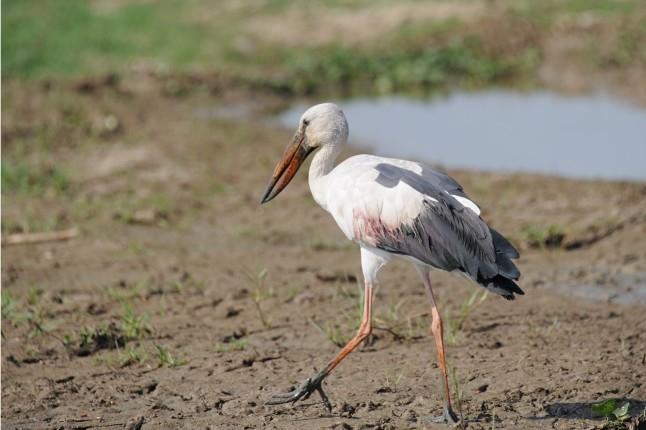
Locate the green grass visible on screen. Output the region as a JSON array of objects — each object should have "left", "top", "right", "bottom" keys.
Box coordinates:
[
  {"left": 2, "top": 0, "right": 537, "bottom": 92},
  {"left": 78, "top": 324, "right": 126, "bottom": 350},
  {"left": 1, "top": 161, "right": 69, "bottom": 195},
  {"left": 112, "top": 193, "right": 176, "bottom": 225},
  {"left": 106, "top": 281, "right": 148, "bottom": 303},
  {"left": 117, "top": 346, "right": 148, "bottom": 367},
  {"left": 555, "top": 0, "right": 639, "bottom": 14},
  {"left": 382, "top": 369, "right": 404, "bottom": 393},
  {"left": 444, "top": 290, "right": 488, "bottom": 345},
  {"left": 592, "top": 399, "right": 630, "bottom": 419},
  {"left": 1, "top": 290, "right": 48, "bottom": 337},
  {"left": 120, "top": 303, "right": 151, "bottom": 339},
  {"left": 154, "top": 344, "right": 186, "bottom": 367},
  {"left": 244, "top": 267, "right": 274, "bottom": 329},
  {"left": 374, "top": 299, "right": 424, "bottom": 343},
  {"left": 274, "top": 41, "right": 534, "bottom": 95},
  {"left": 171, "top": 277, "right": 206, "bottom": 294},
  {"left": 309, "top": 318, "right": 349, "bottom": 348},
  {"left": 521, "top": 224, "right": 566, "bottom": 249},
  {"left": 214, "top": 337, "right": 248, "bottom": 353},
  {"left": 591, "top": 399, "right": 635, "bottom": 429},
  {"left": 1, "top": 0, "right": 212, "bottom": 78},
  {"left": 1, "top": 292, "right": 19, "bottom": 326},
  {"left": 3, "top": 0, "right": 643, "bottom": 95},
  {"left": 449, "top": 365, "right": 465, "bottom": 423}
]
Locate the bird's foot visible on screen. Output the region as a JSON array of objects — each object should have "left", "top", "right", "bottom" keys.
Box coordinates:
[
  {"left": 428, "top": 405, "right": 460, "bottom": 426},
  {"left": 266, "top": 372, "right": 331, "bottom": 412}
]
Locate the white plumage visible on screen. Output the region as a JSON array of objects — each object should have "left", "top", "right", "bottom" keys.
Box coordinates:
[{"left": 262, "top": 103, "right": 521, "bottom": 423}]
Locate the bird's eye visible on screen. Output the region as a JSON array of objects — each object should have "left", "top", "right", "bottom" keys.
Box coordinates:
[{"left": 303, "top": 119, "right": 310, "bottom": 126}]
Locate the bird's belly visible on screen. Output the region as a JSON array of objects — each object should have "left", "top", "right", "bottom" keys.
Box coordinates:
[
  {"left": 350, "top": 208, "right": 444, "bottom": 269},
  {"left": 351, "top": 208, "right": 399, "bottom": 249}
]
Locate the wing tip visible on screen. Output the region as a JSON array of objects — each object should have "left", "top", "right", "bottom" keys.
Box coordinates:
[
  {"left": 490, "top": 228, "right": 520, "bottom": 259},
  {"left": 479, "top": 274, "right": 525, "bottom": 300}
]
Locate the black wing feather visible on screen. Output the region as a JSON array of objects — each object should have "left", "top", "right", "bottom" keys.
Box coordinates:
[{"left": 373, "top": 163, "right": 523, "bottom": 299}]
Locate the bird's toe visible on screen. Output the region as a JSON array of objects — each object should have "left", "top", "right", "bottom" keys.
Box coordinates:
[
  {"left": 266, "top": 391, "right": 299, "bottom": 405},
  {"left": 265, "top": 375, "right": 332, "bottom": 411},
  {"left": 422, "top": 405, "right": 461, "bottom": 426}
]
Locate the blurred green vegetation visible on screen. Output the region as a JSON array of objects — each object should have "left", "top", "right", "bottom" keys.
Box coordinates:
[
  {"left": 1, "top": 161, "right": 69, "bottom": 195},
  {"left": 1, "top": 0, "right": 518, "bottom": 87},
  {"left": 274, "top": 42, "right": 538, "bottom": 94},
  {"left": 539, "top": 0, "right": 640, "bottom": 14},
  {"left": 2, "top": 0, "right": 643, "bottom": 93},
  {"left": 1, "top": 0, "right": 214, "bottom": 78}
]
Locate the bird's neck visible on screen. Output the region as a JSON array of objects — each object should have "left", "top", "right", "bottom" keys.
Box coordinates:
[
  {"left": 308, "top": 143, "right": 341, "bottom": 208},
  {"left": 309, "top": 143, "right": 341, "bottom": 179}
]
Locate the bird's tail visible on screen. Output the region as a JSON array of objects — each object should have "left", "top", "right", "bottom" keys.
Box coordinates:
[{"left": 478, "top": 228, "right": 524, "bottom": 300}]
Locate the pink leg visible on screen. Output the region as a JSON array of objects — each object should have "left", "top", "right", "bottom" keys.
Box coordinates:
[
  {"left": 417, "top": 266, "right": 460, "bottom": 424},
  {"left": 266, "top": 281, "right": 374, "bottom": 411}
]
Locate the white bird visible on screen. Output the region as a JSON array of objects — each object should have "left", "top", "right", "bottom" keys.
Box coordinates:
[{"left": 262, "top": 103, "right": 522, "bottom": 423}]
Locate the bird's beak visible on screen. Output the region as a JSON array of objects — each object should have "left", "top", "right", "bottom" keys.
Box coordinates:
[{"left": 261, "top": 130, "right": 315, "bottom": 204}]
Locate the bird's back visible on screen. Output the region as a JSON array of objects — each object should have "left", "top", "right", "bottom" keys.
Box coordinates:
[{"left": 323, "top": 154, "right": 523, "bottom": 299}]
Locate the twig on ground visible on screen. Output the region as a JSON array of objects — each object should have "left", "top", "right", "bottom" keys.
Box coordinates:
[{"left": 2, "top": 228, "right": 79, "bottom": 246}]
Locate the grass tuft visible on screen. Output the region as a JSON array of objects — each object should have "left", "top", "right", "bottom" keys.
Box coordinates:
[
  {"left": 215, "top": 337, "right": 248, "bottom": 353},
  {"left": 444, "top": 290, "right": 488, "bottom": 345},
  {"left": 244, "top": 267, "right": 273, "bottom": 329},
  {"left": 120, "top": 303, "right": 151, "bottom": 339},
  {"left": 521, "top": 224, "right": 566, "bottom": 249},
  {"left": 154, "top": 344, "right": 186, "bottom": 367},
  {"left": 1, "top": 161, "right": 69, "bottom": 195},
  {"left": 309, "top": 318, "right": 349, "bottom": 348},
  {"left": 2, "top": 0, "right": 207, "bottom": 78}
]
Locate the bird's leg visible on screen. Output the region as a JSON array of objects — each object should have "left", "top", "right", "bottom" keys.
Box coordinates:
[
  {"left": 428, "top": 301, "right": 460, "bottom": 424},
  {"left": 418, "top": 268, "right": 460, "bottom": 425},
  {"left": 266, "top": 282, "right": 374, "bottom": 411}
]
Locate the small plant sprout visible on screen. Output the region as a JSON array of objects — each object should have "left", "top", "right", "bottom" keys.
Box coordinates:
[
  {"left": 106, "top": 280, "right": 147, "bottom": 303},
  {"left": 592, "top": 399, "right": 631, "bottom": 425},
  {"left": 310, "top": 283, "right": 369, "bottom": 348},
  {"left": 1, "top": 293, "right": 19, "bottom": 326},
  {"left": 244, "top": 267, "right": 273, "bottom": 329},
  {"left": 79, "top": 327, "right": 96, "bottom": 349},
  {"left": 25, "top": 310, "right": 48, "bottom": 339},
  {"left": 521, "top": 224, "right": 565, "bottom": 249},
  {"left": 444, "top": 290, "right": 489, "bottom": 345},
  {"left": 120, "top": 303, "right": 151, "bottom": 339},
  {"left": 77, "top": 324, "right": 126, "bottom": 352},
  {"left": 171, "top": 272, "right": 206, "bottom": 294},
  {"left": 374, "top": 298, "right": 405, "bottom": 331},
  {"left": 383, "top": 369, "right": 404, "bottom": 393},
  {"left": 375, "top": 299, "right": 422, "bottom": 342},
  {"left": 449, "top": 365, "right": 465, "bottom": 425},
  {"left": 155, "top": 344, "right": 186, "bottom": 367},
  {"left": 309, "top": 318, "right": 348, "bottom": 348},
  {"left": 215, "top": 337, "right": 248, "bottom": 353},
  {"left": 1, "top": 161, "right": 70, "bottom": 196},
  {"left": 342, "top": 285, "right": 365, "bottom": 332},
  {"left": 26, "top": 286, "right": 44, "bottom": 306},
  {"left": 118, "top": 346, "right": 147, "bottom": 367}
]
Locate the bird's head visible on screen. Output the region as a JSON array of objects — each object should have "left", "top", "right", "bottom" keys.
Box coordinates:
[{"left": 261, "top": 103, "right": 348, "bottom": 204}]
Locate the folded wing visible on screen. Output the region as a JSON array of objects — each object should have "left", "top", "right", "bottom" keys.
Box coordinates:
[{"left": 354, "top": 162, "right": 523, "bottom": 300}]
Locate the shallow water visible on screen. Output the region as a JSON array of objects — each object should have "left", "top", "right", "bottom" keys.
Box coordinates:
[
  {"left": 277, "top": 91, "right": 646, "bottom": 181},
  {"left": 550, "top": 271, "right": 646, "bottom": 305}
]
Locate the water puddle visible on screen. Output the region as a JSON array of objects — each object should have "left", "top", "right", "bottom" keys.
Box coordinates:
[
  {"left": 547, "top": 270, "right": 646, "bottom": 305},
  {"left": 277, "top": 91, "right": 646, "bottom": 181}
]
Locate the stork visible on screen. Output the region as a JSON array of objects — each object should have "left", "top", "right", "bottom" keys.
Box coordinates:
[{"left": 261, "top": 103, "right": 522, "bottom": 424}]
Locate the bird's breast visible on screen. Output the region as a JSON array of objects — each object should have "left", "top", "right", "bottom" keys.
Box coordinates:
[{"left": 352, "top": 208, "right": 401, "bottom": 248}]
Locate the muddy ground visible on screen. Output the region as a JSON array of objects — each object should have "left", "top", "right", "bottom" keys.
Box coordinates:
[{"left": 2, "top": 78, "right": 646, "bottom": 429}]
